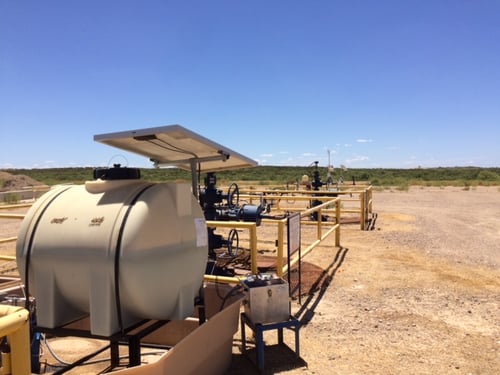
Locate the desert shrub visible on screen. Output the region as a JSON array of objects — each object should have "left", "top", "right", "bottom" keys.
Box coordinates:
[{"left": 477, "top": 170, "right": 499, "bottom": 182}]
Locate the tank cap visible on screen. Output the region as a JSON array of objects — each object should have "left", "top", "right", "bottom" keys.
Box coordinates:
[{"left": 93, "top": 164, "right": 141, "bottom": 180}]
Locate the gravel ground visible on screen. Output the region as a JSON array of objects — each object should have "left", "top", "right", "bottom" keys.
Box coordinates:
[
  {"left": 1, "top": 186, "right": 499, "bottom": 374},
  {"left": 228, "top": 186, "right": 500, "bottom": 374}
]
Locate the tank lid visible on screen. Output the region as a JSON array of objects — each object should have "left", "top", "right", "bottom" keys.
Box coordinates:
[{"left": 93, "top": 164, "right": 141, "bottom": 180}]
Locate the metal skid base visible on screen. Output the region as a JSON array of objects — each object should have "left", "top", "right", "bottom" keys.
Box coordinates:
[
  {"left": 36, "top": 319, "right": 170, "bottom": 373},
  {"left": 240, "top": 312, "right": 300, "bottom": 372}
]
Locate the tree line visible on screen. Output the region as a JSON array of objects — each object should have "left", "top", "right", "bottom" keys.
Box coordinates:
[{"left": 4, "top": 166, "right": 500, "bottom": 188}]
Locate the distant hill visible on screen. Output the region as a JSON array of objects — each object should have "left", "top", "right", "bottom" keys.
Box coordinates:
[{"left": 0, "top": 170, "right": 46, "bottom": 192}]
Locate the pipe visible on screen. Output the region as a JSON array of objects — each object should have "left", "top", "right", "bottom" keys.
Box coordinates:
[
  {"left": 0, "top": 214, "right": 25, "bottom": 220},
  {"left": 0, "top": 305, "right": 31, "bottom": 375}
]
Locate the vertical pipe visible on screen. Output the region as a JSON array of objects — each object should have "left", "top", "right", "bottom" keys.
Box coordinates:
[
  {"left": 250, "top": 224, "right": 258, "bottom": 275},
  {"left": 276, "top": 220, "right": 285, "bottom": 278},
  {"left": 360, "top": 192, "right": 365, "bottom": 230},
  {"left": 368, "top": 186, "right": 373, "bottom": 214},
  {"left": 0, "top": 306, "right": 31, "bottom": 375},
  {"left": 335, "top": 199, "right": 341, "bottom": 246}
]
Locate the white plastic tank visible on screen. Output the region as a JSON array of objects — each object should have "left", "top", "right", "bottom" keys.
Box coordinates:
[{"left": 16, "top": 168, "right": 208, "bottom": 336}]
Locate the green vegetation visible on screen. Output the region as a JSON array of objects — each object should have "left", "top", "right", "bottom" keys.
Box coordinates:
[
  {"left": 2, "top": 192, "right": 20, "bottom": 204},
  {"left": 3, "top": 166, "right": 500, "bottom": 188}
]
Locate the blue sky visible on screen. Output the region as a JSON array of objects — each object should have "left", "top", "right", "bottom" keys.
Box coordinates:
[{"left": 1, "top": 0, "right": 499, "bottom": 170}]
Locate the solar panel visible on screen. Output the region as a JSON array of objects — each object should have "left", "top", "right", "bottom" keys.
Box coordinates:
[{"left": 94, "top": 124, "right": 257, "bottom": 172}]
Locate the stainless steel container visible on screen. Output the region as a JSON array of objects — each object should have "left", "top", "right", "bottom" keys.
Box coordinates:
[{"left": 241, "top": 275, "right": 290, "bottom": 324}]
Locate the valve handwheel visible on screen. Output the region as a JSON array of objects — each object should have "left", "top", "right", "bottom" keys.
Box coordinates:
[
  {"left": 227, "top": 229, "right": 241, "bottom": 257},
  {"left": 227, "top": 183, "right": 239, "bottom": 208}
]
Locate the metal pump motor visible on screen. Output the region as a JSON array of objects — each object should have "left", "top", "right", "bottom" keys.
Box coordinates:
[{"left": 199, "top": 172, "right": 266, "bottom": 258}]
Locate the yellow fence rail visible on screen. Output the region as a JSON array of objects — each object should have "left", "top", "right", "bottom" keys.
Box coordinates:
[
  {"left": 239, "top": 184, "right": 373, "bottom": 230},
  {"left": 0, "top": 237, "right": 17, "bottom": 245},
  {"left": 263, "top": 197, "right": 341, "bottom": 276},
  {"left": 0, "top": 214, "right": 25, "bottom": 220},
  {"left": 0, "top": 305, "right": 31, "bottom": 375},
  {"left": 203, "top": 196, "right": 341, "bottom": 284},
  {"left": 0, "top": 186, "right": 49, "bottom": 204},
  {"left": 0, "top": 205, "right": 27, "bottom": 250}
]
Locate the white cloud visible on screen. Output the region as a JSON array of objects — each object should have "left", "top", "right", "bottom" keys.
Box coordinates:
[
  {"left": 345, "top": 155, "right": 369, "bottom": 164},
  {"left": 356, "top": 139, "right": 373, "bottom": 143},
  {"left": 260, "top": 153, "right": 273, "bottom": 158}
]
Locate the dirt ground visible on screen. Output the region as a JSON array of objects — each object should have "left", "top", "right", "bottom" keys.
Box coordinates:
[
  {"left": 227, "top": 186, "right": 500, "bottom": 374},
  {"left": 1, "top": 185, "right": 499, "bottom": 374}
]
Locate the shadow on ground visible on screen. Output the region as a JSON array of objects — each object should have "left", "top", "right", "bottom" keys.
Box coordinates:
[
  {"left": 294, "top": 246, "right": 349, "bottom": 325},
  {"left": 226, "top": 247, "right": 349, "bottom": 374},
  {"left": 227, "top": 340, "right": 308, "bottom": 374}
]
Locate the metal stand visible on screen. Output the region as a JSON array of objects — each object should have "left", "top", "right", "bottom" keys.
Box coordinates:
[{"left": 240, "top": 312, "right": 300, "bottom": 372}]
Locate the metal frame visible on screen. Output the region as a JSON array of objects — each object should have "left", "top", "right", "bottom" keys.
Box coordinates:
[
  {"left": 240, "top": 312, "right": 300, "bottom": 372},
  {"left": 35, "top": 319, "right": 170, "bottom": 372}
]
